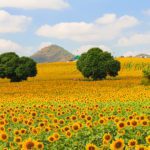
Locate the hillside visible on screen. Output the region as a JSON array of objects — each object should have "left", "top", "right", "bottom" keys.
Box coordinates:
[
  {"left": 135, "top": 53, "right": 150, "bottom": 58},
  {"left": 31, "top": 45, "right": 74, "bottom": 63}
]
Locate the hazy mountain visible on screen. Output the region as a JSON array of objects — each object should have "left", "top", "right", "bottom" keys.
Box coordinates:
[
  {"left": 135, "top": 53, "right": 150, "bottom": 58},
  {"left": 31, "top": 45, "right": 74, "bottom": 63}
]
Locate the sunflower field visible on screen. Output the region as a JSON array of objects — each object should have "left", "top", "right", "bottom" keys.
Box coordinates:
[{"left": 0, "top": 58, "right": 149, "bottom": 150}]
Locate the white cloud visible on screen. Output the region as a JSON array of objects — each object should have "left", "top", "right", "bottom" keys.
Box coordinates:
[
  {"left": 0, "top": 10, "right": 31, "bottom": 33},
  {"left": 0, "top": 39, "right": 33, "bottom": 56},
  {"left": 74, "top": 44, "right": 111, "bottom": 55},
  {"left": 117, "top": 33, "right": 150, "bottom": 47},
  {"left": 38, "top": 42, "right": 52, "bottom": 50},
  {"left": 143, "top": 9, "right": 150, "bottom": 16},
  {"left": 36, "top": 13, "right": 139, "bottom": 42},
  {"left": 0, "top": 0, "right": 69, "bottom": 10},
  {"left": 95, "top": 13, "right": 117, "bottom": 24},
  {"left": 123, "top": 50, "right": 150, "bottom": 57}
]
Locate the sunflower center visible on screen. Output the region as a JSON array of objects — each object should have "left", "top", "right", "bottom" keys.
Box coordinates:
[
  {"left": 89, "top": 146, "right": 95, "bottom": 150},
  {"left": 26, "top": 142, "right": 34, "bottom": 149},
  {"left": 2, "top": 134, "right": 7, "bottom": 140},
  {"left": 115, "top": 142, "right": 122, "bottom": 148},
  {"left": 105, "top": 135, "right": 110, "bottom": 140},
  {"left": 131, "top": 141, "right": 136, "bottom": 145},
  {"left": 38, "top": 144, "right": 43, "bottom": 148}
]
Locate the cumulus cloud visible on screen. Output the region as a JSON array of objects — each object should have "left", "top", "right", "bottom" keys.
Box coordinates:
[
  {"left": 0, "top": 0, "right": 69, "bottom": 10},
  {"left": 95, "top": 13, "right": 117, "bottom": 24},
  {"left": 74, "top": 44, "right": 111, "bottom": 55},
  {"left": 0, "top": 10, "right": 31, "bottom": 33},
  {"left": 0, "top": 39, "right": 33, "bottom": 56},
  {"left": 36, "top": 13, "right": 139, "bottom": 42},
  {"left": 117, "top": 33, "right": 150, "bottom": 47}
]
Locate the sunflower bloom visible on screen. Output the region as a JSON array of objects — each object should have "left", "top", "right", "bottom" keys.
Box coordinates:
[{"left": 110, "top": 139, "right": 125, "bottom": 150}]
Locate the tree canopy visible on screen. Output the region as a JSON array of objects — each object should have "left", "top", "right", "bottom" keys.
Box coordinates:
[
  {"left": 77, "top": 48, "right": 121, "bottom": 80},
  {"left": 0, "top": 52, "right": 37, "bottom": 82}
]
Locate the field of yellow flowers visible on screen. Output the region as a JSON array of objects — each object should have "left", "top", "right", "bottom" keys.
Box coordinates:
[{"left": 0, "top": 58, "right": 149, "bottom": 150}]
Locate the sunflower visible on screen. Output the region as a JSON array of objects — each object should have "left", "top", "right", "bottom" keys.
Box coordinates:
[
  {"left": 45, "top": 126, "right": 51, "bottom": 132},
  {"left": 117, "top": 121, "right": 126, "bottom": 130},
  {"left": 53, "top": 118, "right": 58, "bottom": 124},
  {"left": 14, "top": 136, "right": 22, "bottom": 143},
  {"left": 12, "top": 117, "right": 18, "bottom": 123},
  {"left": 80, "top": 114, "right": 86, "bottom": 119},
  {"left": 14, "top": 130, "right": 20, "bottom": 136},
  {"left": 59, "top": 119, "right": 65, "bottom": 125},
  {"left": 141, "top": 120, "right": 149, "bottom": 126},
  {"left": 146, "top": 135, "right": 150, "bottom": 145},
  {"left": 86, "top": 143, "right": 98, "bottom": 150},
  {"left": 86, "top": 116, "right": 92, "bottom": 121},
  {"left": 71, "top": 115, "right": 77, "bottom": 121},
  {"left": 140, "top": 115, "right": 145, "bottom": 121},
  {"left": 0, "top": 132, "right": 8, "bottom": 141},
  {"left": 0, "top": 126, "right": 5, "bottom": 132},
  {"left": 20, "top": 129, "right": 26, "bottom": 135},
  {"left": 31, "top": 128, "right": 38, "bottom": 135},
  {"left": 0, "top": 120, "right": 6, "bottom": 126},
  {"left": 53, "top": 133, "right": 60, "bottom": 141},
  {"left": 72, "top": 123, "right": 80, "bottom": 132},
  {"left": 99, "top": 118, "right": 105, "bottom": 125},
  {"left": 31, "top": 111, "right": 37, "bottom": 117},
  {"left": 22, "top": 138, "right": 36, "bottom": 150},
  {"left": 103, "top": 133, "right": 112, "bottom": 143},
  {"left": 130, "top": 119, "right": 138, "bottom": 128},
  {"left": 48, "top": 136, "right": 55, "bottom": 143},
  {"left": 126, "top": 120, "right": 131, "bottom": 126},
  {"left": 135, "top": 145, "right": 147, "bottom": 150},
  {"left": 35, "top": 142, "right": 44, "bottom": 149},
  {"left": 128, "top": 139, "right": 137, "bottom": 147},
  {"left": 110, "top": 139, "right": 125, "bottom": 150},
  {"left": 63, "top": 126, "right": 70, "bottom": 132},
  {"left": 65, "top": 131, "right": 72, "bottom": 138},
  {"left": 114, "top": 118, "right": 119, "bottom": 123}
]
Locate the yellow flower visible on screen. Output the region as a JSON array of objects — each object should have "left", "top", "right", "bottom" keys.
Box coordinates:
[
  {"left": 72, "top": 122, "right": 80, "bottom": 132},
  {"left": 22, "top": 138, "right": 36, "bottom": 150},
  {"left": 35, "top": 142, "right": 44, "bottom": 149},
  {"left": 135, "top": 145, "right": 147, "bottom": 150},
  {"left": 128, "top": 139, "right": 137, "bottom": 147},
  {"left": 14, "top": 136, "right": 22, "bottom": 143},
  {"left": 146, "top": 135, "right": 150, "bottom": 145},
  {"left": 110, "top": 139, "right": 125, "bottom": 150},
  {"left": 86, "top": 143, "right": 98, "bottom": 150},
  {"left": 48, "top": 136, "right": 55, "bottom": 143},
  {"left": 0, "top": 132, "right": 8, "bottom": 142},
  {"left": 103, "top": 133, "right": 112, "bottom": 143}
]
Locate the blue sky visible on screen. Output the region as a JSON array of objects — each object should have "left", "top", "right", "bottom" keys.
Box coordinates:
[{"left": 0, "top": 0, "right": 149, "bottom": 56}]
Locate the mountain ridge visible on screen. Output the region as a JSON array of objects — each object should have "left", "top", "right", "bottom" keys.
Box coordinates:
[{"left": 31, "top": 44, "right": 74, "bottom": 63}]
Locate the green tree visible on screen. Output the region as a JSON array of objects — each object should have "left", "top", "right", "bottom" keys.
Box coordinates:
[
  {"left": 77, "top": 48, "right": 121, "bottom": 80},
  {"left": 0, "top": 52, "right": 37, "bottom": 82}
]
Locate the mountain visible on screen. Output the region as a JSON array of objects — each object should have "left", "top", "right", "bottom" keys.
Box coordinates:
[
  {"left": 31, "top": 45, "right": 74, "bottom": 63},
  {"left": 135, "top": 53, "right": 150, "bottom": 58}
]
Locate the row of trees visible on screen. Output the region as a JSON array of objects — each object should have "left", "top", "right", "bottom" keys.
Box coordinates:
[
  {"left": 0, "top": 48, "right": 120, "bottom": 82},
  {"left": 0, "top": 48, "right": 149, "bottom": 83}
]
